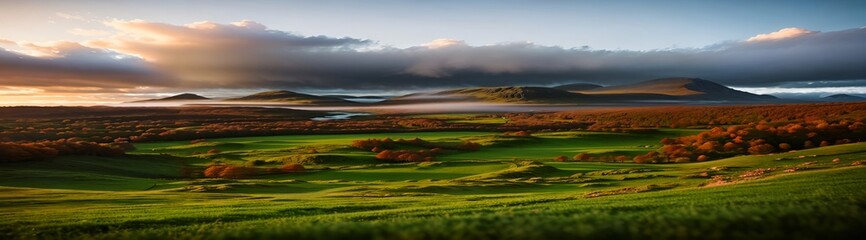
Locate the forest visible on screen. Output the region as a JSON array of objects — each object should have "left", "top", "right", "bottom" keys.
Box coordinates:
[{"left": 2, "top": 102, "right": 866, "bottom": 163}]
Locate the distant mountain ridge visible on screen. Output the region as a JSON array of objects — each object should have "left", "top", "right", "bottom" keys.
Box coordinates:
[
  {"left": 133, "top": 78, "right": 782, "bottom": 106},
  {"left": 227, "top": 90, "right": 356, "bottom": 105},
  {"left": 134, "top": 93, "right": 209, "bottom": 102},
  {"left": 553, "top": 83, "right": 603, "bottom": 91},
  {"left": 579, "top": 77, "right": 777, "bottom": 101},
  {"left": 388, "top": 78, "right": 777, "bottom": 104},
  {"left": 437, "top": 86, "right": 588, "bottom": 103},
  {"left": 822, "top": 94, "right": 865, "bottom": 102}
]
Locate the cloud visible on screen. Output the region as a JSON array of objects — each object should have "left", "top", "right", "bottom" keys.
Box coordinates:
[
  {"left": 68, "top": 28, "right": 111, "bottom": 37},
  {"left": 55, "top": 12, "right": 87, "bottom": 21},
  {"left": 423, "top": 38, "right": 467, "bottom": 49},
  {"left": 0, "top": 41, "right": 171, "bottom": 89},
  {"left": 0, "top": 39, "right": 16, "bottom": 46},
  {"left": 1, "top": 22, "right": 866, "bottom": 96},
  {"left": 88, "top": 19, "right": 375, "bottom": 88},
  {"left": 0, "top": 86, "right": 43, "bottom": 95},
  {"left": 747, "top": 27, "right": 816, "bottom": 42}
]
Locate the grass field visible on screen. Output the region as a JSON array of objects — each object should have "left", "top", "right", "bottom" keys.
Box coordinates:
[
  {"left": 132, "top": 129, "right": 700, "bottom": 163},
  {"left": 2, "top": 130, "right": 865, "bottom": 239}
]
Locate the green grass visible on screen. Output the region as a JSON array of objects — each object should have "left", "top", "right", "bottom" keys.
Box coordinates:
[
  {"left": 0, "top": 155, "right": 198, "bottom": 191},
  {"left": 443, "top": 129, "right": 700, "bottom": 161},
  {"left": 2, "top": 130, "right": 865, "bottom": 239},
  {"left": 133, "top": 131, "right": 492, "bottom": 155},
  {"left": 132, "top": 130, "right": 697, "bottom": 167}
]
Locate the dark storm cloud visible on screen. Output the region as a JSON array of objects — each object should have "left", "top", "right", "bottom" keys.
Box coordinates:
[
  {"left": 0, "top": 41, "right": 170, "bottom": 89},
  {"left": 384, "top": 27, "right": 866, "bottom": 88},
  {"left": 677, "top": 27, "right": 866, "bottom": 86},
  {"left": 1, "top": 20, "right": 865, "bottom": 93},
  {"left": 240, "top": 26, "right": 866, "bottom": 90}
]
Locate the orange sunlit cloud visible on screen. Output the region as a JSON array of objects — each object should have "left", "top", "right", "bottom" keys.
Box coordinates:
[{"left": 747, "top": 27, "right": 816, "bottom": 42}]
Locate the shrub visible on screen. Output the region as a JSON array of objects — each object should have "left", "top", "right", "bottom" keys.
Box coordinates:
[
  {"left": 506, "top": 131, "right": 532, "bottom": 137},
  {"left": 375, "top": 150, "right": 393, "bottom": 160},
  {"left": 203, "top": 165, "right": 227, "bottom": 178},
  {"left": 633, "top": 151, "right": 661, "bottom": 164},
  {"left": 281, "top": 163, "right": 305, "bottom": 172},
  {"left": 375, "top": 149, "right": 433, "bottom": 162},
  {"left": 748, "top": 144, "right": 774, "bottom": 155},
  {"left": 573, "top": 153, "right": 591, "bottom": 161},
  {"left": 219, "top": 166, "right": 256, "bottom": 178},
  {"left": 276, "top": 154, "right": 350, "bottom": 164},
  {"left": 203, "top": 164, "right": 257, "bottom": 178}
]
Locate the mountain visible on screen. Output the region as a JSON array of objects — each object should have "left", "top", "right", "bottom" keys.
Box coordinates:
[
  {"left": 385, "top": 86, "right": 589, "bottom": 104},
  {"left": 822, "top": 94, "right": 865, "bottom": 102},
  {"left": 387, "top": 78, "right": 777, "bottom": 105},
  {"left": 553, "top": 83, "right": 603, "bottom": 91},
  {"left": 135, "top": 93, "right": 209, "bottom": 102},
  {"left": 323, "top": 95, "right": 387, "bottom": 99},
  {"left": 227, "top": 90, "right": 356, "bottom": 105},
  {"left": 437, "top": 86, "right": 589, "bottom": 103},
  {"left": 579, "top": 77, "right": 777, "bottom": 101}
]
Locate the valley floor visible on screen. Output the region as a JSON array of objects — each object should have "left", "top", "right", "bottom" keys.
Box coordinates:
[{"left": 1, "top": 131, "right": 865, "bottom": 239}]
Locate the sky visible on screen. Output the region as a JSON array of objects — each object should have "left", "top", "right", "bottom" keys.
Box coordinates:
[{"left": 1, "top": 0, "right": 865, "bottom": 105}]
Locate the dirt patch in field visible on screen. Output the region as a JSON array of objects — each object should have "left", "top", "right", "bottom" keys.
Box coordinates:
[
  {"left": 681, "top": 172, "right": 712, "bottom": 179},
  {"left": 584, "top": 183, "right": 677, "bottom": 198},
  {"left": 457, "top": 161, "right": 560, "bottom": 181},
  {"left": 586, "top": 168, "right": 659, "bottom": 176},
  {"left": 739, "top": 168, "right": 776, "bottom": 179}
]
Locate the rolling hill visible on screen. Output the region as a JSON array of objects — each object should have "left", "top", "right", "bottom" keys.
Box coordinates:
[
  {"left": 386, "top": 78, "right": 777, "bottom": 104},
  {"left": 227, "top": 90, "right": 357, "bottom": 105},
  {"left": 822, "top": 94, "right": 865, "bottom": 102},
  {"left": 553, "top": 83, "right": 603, "bottom": 91},
  {"left": 579, "top": 77, "right": 777, "bottom": 101},
  {"left": 435, "top": 86, "right": 589, "bottom": 103},
  {"left": 134, "top": 93, "right": 209, "bottom": 102}
]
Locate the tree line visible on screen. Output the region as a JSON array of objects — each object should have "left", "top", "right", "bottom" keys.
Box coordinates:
[
  {"left": 653, "top": 120, "right": 866, "bottom": 163},
  {"left": 0, "top": 138, "right": 128, "bottom": 162},
  {"left": 352, "top": 138, "right": 482, "bottom": 162}
]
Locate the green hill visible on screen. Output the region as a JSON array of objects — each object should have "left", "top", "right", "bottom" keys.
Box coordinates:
[
  {"left": 386, "top": 78, "right": 779, "bottom": 105},
  {"left": 438, "top": 86, "right": 590, "bottom": 103},
  {"left": 227, "top": 90, "right": 356, "bottom": 105},
  {"left": 134, "top": 93, "right": 209, "bottom": 102},
  {"left": 581, "top": 77, "right": 777, "bottom": 101},
  {"left": 553, "top": 83, "right": 603, "bottom": 91}
]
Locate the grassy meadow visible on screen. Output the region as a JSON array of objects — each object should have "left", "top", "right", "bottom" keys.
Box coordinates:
[{"left": 1, "top": 128, "right": 865, "bottom": 239}]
